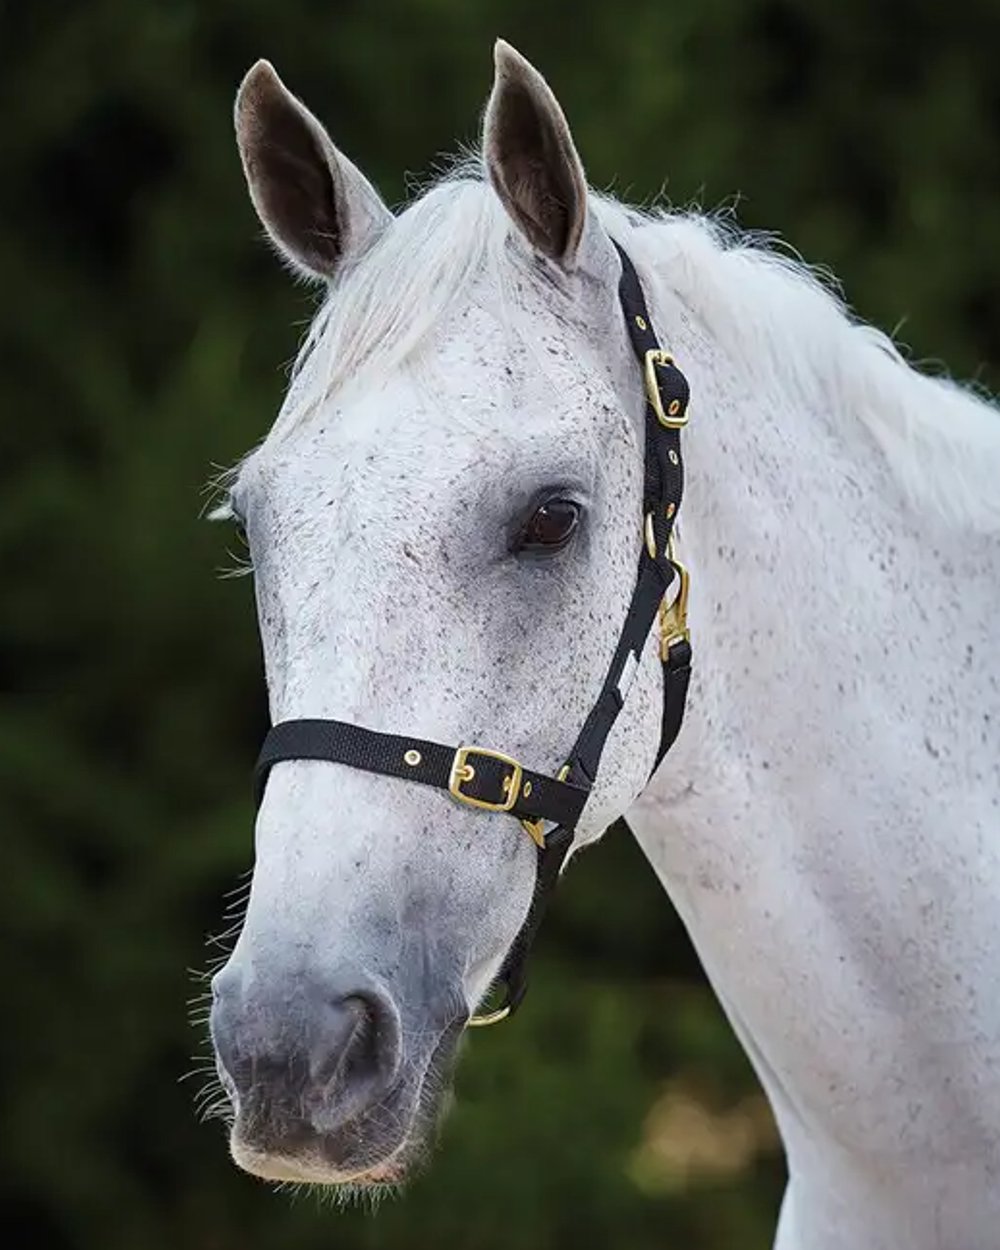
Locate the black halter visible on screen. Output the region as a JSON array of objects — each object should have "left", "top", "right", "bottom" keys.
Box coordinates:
[{"left": 253, "top": 243, "right": 692, "bottom": 1024}]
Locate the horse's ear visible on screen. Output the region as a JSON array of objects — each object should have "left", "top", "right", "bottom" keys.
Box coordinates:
[
  {"left": 234, "top": 60, "right": 391, "bottom": 282},
  {"left": 483, "top": 40, "right": 588, "bottom": 268}
]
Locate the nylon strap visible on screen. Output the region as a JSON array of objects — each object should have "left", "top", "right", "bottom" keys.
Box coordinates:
[
  {"left": 486, "top": 245, "right": 691, "bottom": 1010},
  {"left": 252, "top": 242, "right": 692, "bottom": 1023},
  {"left": 255, "top": 721, "right": 589, "bottom": 827}
]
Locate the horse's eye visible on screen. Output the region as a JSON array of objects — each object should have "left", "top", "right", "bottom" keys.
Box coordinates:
[{"left": 517, "top": 499, "right": 581, "bottom": 553}]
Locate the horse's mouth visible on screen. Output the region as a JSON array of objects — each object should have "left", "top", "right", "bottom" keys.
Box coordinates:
[{"left": 226, "top": 1022, "right": 462, "bottom": 1188}]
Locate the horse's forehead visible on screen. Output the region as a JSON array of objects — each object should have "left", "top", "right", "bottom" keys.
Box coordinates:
[
  {"left": 255, "top": 305, "right": 627, "bottom": 514},
  {"left": 345, "top": 293, "right": 621, "bottom": 430}
]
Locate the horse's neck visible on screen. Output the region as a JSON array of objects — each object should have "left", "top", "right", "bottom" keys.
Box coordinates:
[{"left": 628, "top": 246, "right": 1000, "bottom": 1248}]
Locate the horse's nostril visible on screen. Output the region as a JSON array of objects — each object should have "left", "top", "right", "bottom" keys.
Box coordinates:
[
  {"left": 209, "top": 966, "right": 403, "bottom": 1134},
  {"left": 311, "top": 988, "right": 400, "bottom": 1099}
]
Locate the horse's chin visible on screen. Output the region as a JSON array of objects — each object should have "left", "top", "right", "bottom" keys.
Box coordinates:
[{"left": 229, "top": 1132, "right": 415, "bottom": 1188}]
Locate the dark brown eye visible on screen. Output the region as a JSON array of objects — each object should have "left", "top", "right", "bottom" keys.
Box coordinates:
[{"left": 517, "top": 499, "right": 581, "bottom": 553}]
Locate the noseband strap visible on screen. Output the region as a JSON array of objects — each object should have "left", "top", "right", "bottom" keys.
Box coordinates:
[
  {"left": 253, "top": 242, "right": 692, "bottom": 1025},
  {"left": 255, "top": 721, "right": 590, "bottom": 827}
]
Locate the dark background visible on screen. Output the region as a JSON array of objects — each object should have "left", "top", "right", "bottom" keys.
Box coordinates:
[{"left": 4, "top": 2, "right": 998, "bottom": 1247}]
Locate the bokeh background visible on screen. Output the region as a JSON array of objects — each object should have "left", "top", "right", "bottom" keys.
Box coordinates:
[{"left": 4, "top": 2, "right": 999, "bottom": 1247}]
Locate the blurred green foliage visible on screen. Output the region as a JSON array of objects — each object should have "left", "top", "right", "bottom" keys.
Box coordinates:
[{"left": 3, "top": 1, "right": 997, "bottom": 1247}]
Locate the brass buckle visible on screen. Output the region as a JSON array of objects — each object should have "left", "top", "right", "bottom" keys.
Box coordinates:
[
  {"left": 448, "top": 746, "right": 522, "bottom": 813},
  {"left": 644, "top": 349, "right": 688, "bottom": 428},
  {"left": 660, "top": 536, "right": 691, "bottom": 658}
]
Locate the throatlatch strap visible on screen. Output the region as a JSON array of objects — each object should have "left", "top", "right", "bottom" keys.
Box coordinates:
[{"left": 656, "top": 637, "right": 692, "bottom": 772}]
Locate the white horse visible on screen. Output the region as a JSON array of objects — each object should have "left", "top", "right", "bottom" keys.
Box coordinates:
[{"left": 208, "top": 40, "right": 1000, "bottom": 1249}]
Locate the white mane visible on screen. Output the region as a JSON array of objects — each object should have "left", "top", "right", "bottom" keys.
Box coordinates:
[{"left": 275, "top": 166, "right": 1000, "bottom": 533}]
